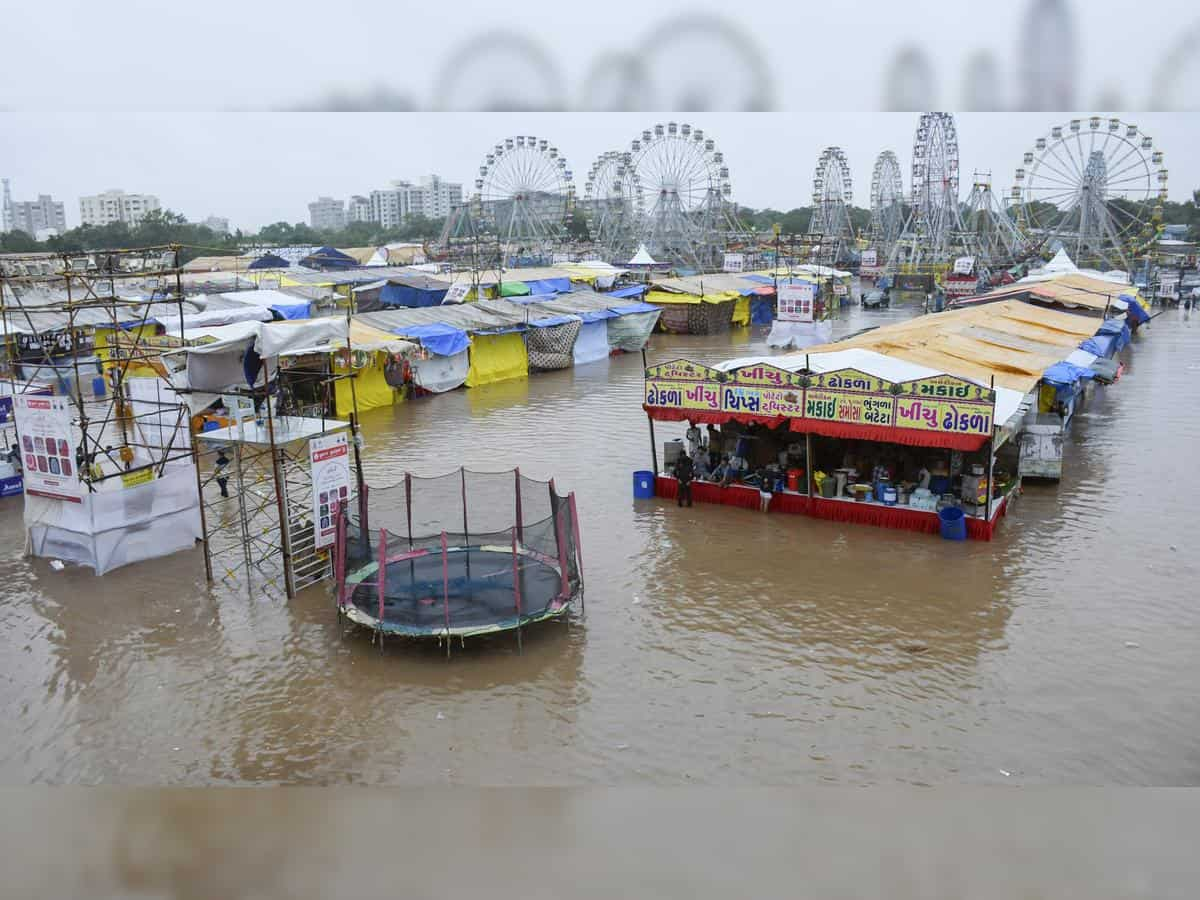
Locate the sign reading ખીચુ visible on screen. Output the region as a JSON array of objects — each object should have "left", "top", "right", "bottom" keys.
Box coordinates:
[
  {"left": 309, "top": 432, "right": 352, "bottom": 548},
  {"left": 12, "top": 395, "right": 81, "bottom": 502}
]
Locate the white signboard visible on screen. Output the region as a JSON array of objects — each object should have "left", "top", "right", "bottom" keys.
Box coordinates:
[
  {"left": 722, "top": 252, "right": 745, "bottom": 273},
  {"left": 953, "top": 256, "right": 976, "bottom": 275},
  {"left": 777, "top": 282, "right": 815, "bottom": 323},
  {"left": 442, "top": 281, "right": 471, "bottom": 305},
  {"left": 552, "top": 253, "right": 571, "bottom": 265},
  {"left": 860, "top": 249, "right": 878, "bottom": 268},
  {"left": 310, "top": 432, "right": 352, "bottom": 548},
  {"left": 12, "top": 395, "right": 81, "bottom": 502},
  {"left": 832, "top": 281, "right": 848, "bottom": 295}
]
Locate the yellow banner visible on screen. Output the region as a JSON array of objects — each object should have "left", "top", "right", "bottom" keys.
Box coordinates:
[
  {"left": 900, "top": 374, "right": 994, "bottom": 403},
  {"left": 725, "top": 363, "right": 805, "bottom": 389},
  {"left": 894, "top": 397, "right": 993, "bottom": 435},
  {"left": 805, "top": 390, "right": 896, "bottom": 426},
  {"left": 121, "top": 468, "right": 155, "bottom": 489}
]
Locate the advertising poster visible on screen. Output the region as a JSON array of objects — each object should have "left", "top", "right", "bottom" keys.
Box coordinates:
[
  {"left": 722, "top": 252, "right": 745, "bottom": 273},
  {"left": 12, "top": 395, "right": 81, "bottom": 502},
  {"left": 309, "top": 432, "right": 352, "bottom": 548},
  {"left": 777, "top": 282, "right": 815, "bottom": 322},
  {"left": 861, "top": 249, "right": 878, "bottom": 268}
]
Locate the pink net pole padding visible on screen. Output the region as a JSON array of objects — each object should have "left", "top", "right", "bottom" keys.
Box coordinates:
[
  {"left": 376, "top": 528, "right": 387, "bottom": 624},
  {"left": 568, "top": 491, "right": 583, "bottom": 582},
  {"left": 554, "top": 500, "right": 570, "bottom": 601},
  {"left": 404, "top": 473, "right": 413, "bottom": 549},
  {"left": 511, "top": 527, "right": 522, "bottom": 619},
  {"left": 441, "top": 531, "right": 450, "bottom": 635},
  {"left": 514, "top": 467, "right": 524, "bottom": 543},
  {"left": 460, "top": 467, "right": 469, "bottom": 544},
  {"left": 334, "top": 500, "right": 347, "bottom": 608}
]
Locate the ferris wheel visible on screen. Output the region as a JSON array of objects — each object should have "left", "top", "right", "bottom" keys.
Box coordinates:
[
  {"left": 868, "top": 150, "right": 905, "bottom": 258},
  {"left": 583, "top": 151, "right": 642, "bottom": 260},
  {"left": 627, "top": 121, "right": 730, "bottom": 270},
  {"left": 1013, "top": 117, "right": 1167, "bottom": 270},
  {"left": 471, "top": 135, "right": 575, "bottom": 257},
  {"left": 808, "top": 147, "right": 855, "bottom": 263},
  {"left": 909, "top": 112, "right": 962, "bottom": 264}
]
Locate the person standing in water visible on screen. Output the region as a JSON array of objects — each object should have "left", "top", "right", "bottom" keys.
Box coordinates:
[{"left": 673, "top": 451, "right": 695, "bottom": 508}]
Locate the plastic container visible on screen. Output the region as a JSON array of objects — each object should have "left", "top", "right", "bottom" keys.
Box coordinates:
[
  {"left": 92, "top": 376, "right": 107, "bottom": 397},
  {"left": 633, "top": 470, "right": 656, "bottom": 499},
  {"left": 938, "top": 506, "right": 967, "bottom": 540},
  {"left": 882, "top": 486, "right": 898, "bottom": 506}
]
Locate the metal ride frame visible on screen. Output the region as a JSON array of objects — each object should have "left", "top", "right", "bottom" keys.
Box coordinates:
[{"left": 0, "top": 246, "right": 194, "bottom": 492}]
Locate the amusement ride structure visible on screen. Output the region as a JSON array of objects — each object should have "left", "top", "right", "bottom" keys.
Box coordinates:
[
  {"left": 808, "top": 146, "right": 856, "bottom": 265},
  {"left": 1011, "top": 117, "right": 1167, "bottom": 271},
  {"left": 582, "top": 150, "right": 642, "bottom": 261}
]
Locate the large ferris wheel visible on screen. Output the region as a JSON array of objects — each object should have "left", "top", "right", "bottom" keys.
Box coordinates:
[
  {"left": 1012, "top": 117, "right": 1167, "bottom": 270},
  {"left": 583, "top": 151, "right": 642, "bottom": 261},
  {"left": 470, "top": 135, "right": 575, "bottom": 258},
  {"left": 626, "top": 121, "right": 732, "bottom": 270},
  {"left": 808, "top": 147, "right": 855, "bottom": 264},
  {"left": 867, "top": 150, "right": 904, "bottom": 261},
  {"left": 909, "top": 112, "right": 962, "bottom": 264}
]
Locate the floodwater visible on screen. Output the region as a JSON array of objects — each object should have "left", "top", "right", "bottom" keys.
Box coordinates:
[{"left": 2, "top": 297, "right": 1200, "bottom": 787}]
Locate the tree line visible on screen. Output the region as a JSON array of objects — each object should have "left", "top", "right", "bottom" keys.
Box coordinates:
[{"left": 2, "top": 191, "right": 1196, "bottom": 262}]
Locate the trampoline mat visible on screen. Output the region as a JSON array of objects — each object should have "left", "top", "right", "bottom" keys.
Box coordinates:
[{"left": 349, "top": 548, "right": 563, "bottom": 633}]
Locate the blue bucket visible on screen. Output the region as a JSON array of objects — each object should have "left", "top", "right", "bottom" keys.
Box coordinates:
[
  {"left": 938, "top": 506, "right": 967, "bottom": 541},
  {"left": 633, "top": 470, "right": 656, "bottom": 499},
  {"left": 92, "top": 376, "right": 107, "bottom": 397}
]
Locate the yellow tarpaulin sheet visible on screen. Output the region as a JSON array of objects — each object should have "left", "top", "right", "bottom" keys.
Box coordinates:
[
  {"left": 732, "top": 296, "right": 750, "bottom": 326},
  {"left": 334, "top": 351, "right": 402, "bottom": 415},
  {"left": 646, "top": 289, "right": 741, "bottom": 306},
  {"left": 466, "top": 332, "right": 528, "bottom": 388},
  {"left": 94, "top": 324, "right": 165, "bottom": 376}
]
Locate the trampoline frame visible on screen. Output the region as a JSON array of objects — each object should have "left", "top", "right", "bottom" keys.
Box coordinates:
[{"left": 331, "top": 467, "right": 584, "bottom": 651}]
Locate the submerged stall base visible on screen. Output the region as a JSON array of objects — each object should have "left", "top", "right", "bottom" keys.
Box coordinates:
[{"left": 655, "top": 476, "right": 1009, "bottom": 541}]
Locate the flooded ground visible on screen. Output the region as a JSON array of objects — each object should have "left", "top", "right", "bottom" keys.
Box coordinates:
[{"left": 2, "top": 297, "right": 1199, "bottom": 786}]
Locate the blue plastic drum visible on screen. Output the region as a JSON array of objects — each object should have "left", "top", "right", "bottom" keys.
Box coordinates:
[{"left": 633, "top": 470, "right": 656, "bottom": 499}]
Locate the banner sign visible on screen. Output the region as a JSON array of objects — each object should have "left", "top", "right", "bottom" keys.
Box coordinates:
[
  {"left": 12, "top": 395, "right": 81, "bottom": 502},
  {"left": 310, "top": 432, "right": 352, "bottom": 548},
  {"left": 777, "top": 282, "right": 815, "bottom": 322},
  {"left": 722, "top": 253, "right": 745, "bottom": 273},
  {"left": 643, "top": 360, "right": 995, "bottom": 438},
  {"left": 442, "top": 281, "right": 471, "bottom": 305},
  {"left": 860, "top": 249, "right": 878, "bottom": 268},
  {"left": 953, "top": 256, "right": 976, "bottom": 275}
]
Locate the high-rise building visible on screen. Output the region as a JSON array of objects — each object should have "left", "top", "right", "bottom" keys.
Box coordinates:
[
  {"left": 347, "top": 195, "right": 372, "bottom": 223},
  {"left": 79, "top": 189, "right": 162, "bottom": 227},
  {"left": 9, "top": 194, "right": 67, "bottom": 236},
  {"left": 364, "top": 175, "right": 461, "bottom": 228},
  {"left": 1, "top": 178, "right": 13, "bottom": 232},
  {"left": 203, "top": 215, "right": 230, "bottom": 234},
  {"left": 307, "top": 196, "right": 345, "bottom": 231},
  {"left": 415, "top": 174, "right": 462, "bottom": 219}
]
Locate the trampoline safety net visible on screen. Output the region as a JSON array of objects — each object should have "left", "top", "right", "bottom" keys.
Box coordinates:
[{"left": 333, "top": 468, "right": 583, "bottom": 638}]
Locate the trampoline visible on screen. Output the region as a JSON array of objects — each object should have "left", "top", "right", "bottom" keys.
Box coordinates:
[{"left": 333, "top": 468, "right": 584, "bottom": 648}]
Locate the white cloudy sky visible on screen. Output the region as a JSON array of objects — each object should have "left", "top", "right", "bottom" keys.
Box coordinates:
[{"left": 0, "top": 112, "right": 1194, "bottom": 231}]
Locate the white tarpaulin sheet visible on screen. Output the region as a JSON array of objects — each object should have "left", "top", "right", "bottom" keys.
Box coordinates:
[
  {"left": 573, "top": 320, "right": 611, "bottom": 365},
  {"left": 766, "top": 319, "right": 832, "bottom": 349},
  {"left": 606, "top": 311, "right": 659, "bottom": 351},
  {"left": 412, "top": 350, "right": 469, "bottom": 393},
  {"left": 23, "top": 464, "right": 202, "bottom": 574}
]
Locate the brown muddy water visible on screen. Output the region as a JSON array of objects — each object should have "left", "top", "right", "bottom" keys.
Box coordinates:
[{"left": 2, "top": 299, "right": 1199, "bottom": 786}]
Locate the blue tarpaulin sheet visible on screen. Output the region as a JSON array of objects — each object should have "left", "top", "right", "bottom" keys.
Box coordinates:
[
  {"left": 608, "top": 284, "right": 648, "bottom": 298},
  {"left": 750, "top": 297, "right": 775, "bottom": 324},
  {"left": 1079, "top": 336, "right": 1114, "bottom": 357},
  {"left": 1043, "top": 361, "right": 1097, "bottom": 388},
  {"left": 521, "top": 278, "right": 571, "bottom": 295},
  {"left": 396, "top": 323, "right": 470, "bottom": 357},
  {"left": 577, "top": 309, "right": 617, "bottom": 323},
  {"left": 272, "top": 302, "right": 311, "bottom": 320},
  {"left": 525, "top": 315, "right": 580, "bottom": 328},
  {"left": 1120, "top": 294, "right": 1149, "bottom": 325},
  {"left": 1098, "top": 317, "right": 1132, "bottom": 349},
  {"left": 506, "top": 291, "right": 560, "bottom": 304},
  {"left": 381, "top": 282, "right": 448, "bottom": 308}
]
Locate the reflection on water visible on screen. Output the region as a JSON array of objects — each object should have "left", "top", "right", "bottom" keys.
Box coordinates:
[{"left": 2, "top": 302, "right": 1199, "bottom": 785}]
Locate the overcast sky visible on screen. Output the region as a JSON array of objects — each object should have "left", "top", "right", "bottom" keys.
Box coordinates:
[{"left": 1, "top": 112, "right": 1195, "bottom": 231}]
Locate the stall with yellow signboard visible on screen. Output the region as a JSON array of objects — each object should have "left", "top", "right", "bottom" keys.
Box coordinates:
[{"left": 640, "top": 350, "right": 1026, "bottom": 540}]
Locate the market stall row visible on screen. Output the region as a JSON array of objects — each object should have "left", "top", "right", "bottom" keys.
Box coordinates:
[{"left": 640, "top": 287, "right": 1146, "bottom": 539}]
